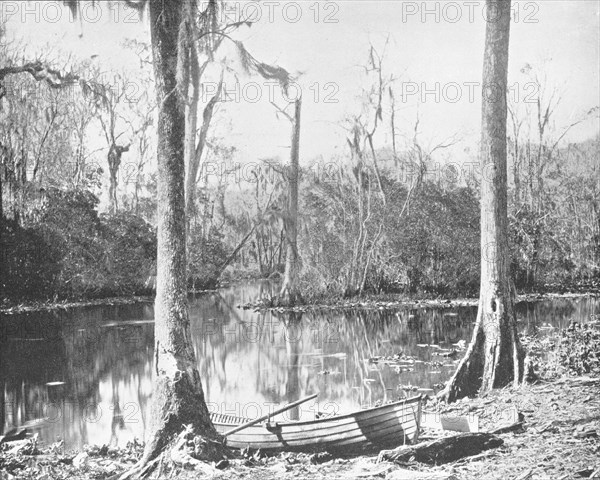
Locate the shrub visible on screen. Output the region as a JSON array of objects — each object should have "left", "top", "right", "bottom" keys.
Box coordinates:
[
  {"left": 0, "top": 219, "right": 61, "bottom": 300},
  {"left": 100, "top": 212, "right": 157, "bottom": 295},
  {"left": 558, "top": 322, "right": 600, "bottom": 376},
  {"left": 30, "top": 188, "right": 106, "bottom": 297},
  {"left": 523, "top": 321, "right": 600, "bottom": 379},
  {"left": 2, "top": 188, "right": 157, "bottom": 301},
  {"left": 187, "top": 226, "right": 229, "bottom": 290}
]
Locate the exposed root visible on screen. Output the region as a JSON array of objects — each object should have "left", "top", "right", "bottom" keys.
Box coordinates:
[
  {"left": 438, "top": 288, "right": 525, "bottom": 404},
  {"left": 438, "top": 311, "right": 485, "bottom": 403},
  {"left": 117, "top": 426, "right": 226, "bottom": 479},
  {"left": 116, "top": 456, "right": 161, "bottom": 480},
  {"left": 170, "top": 426, "right": 219, "bottom": 475}
]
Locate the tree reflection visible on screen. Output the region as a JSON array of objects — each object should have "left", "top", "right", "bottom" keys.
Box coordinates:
[{"left": 1, "top": 284, "right": 596, "bottom": 446}]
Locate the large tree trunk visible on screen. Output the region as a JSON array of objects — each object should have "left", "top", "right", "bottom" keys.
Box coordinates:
[
  {"left": 0, "top": 144, "right": 4, "bottom": 223},
  {"left": 0, "top": 146, "right": 4, "bottom": 300},
  {"left": 441, "top": 0, "right": 524, "bottom": 402},
  {"left": 278, "top": 98, "right": 302, "bottom": 305},
  {"left": 136, "top": 0, "right": 218, "bottom": 470}
]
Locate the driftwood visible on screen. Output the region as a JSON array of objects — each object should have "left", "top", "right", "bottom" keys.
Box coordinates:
[{"left": 378, "top": 433, "right": 503, "bottom": 465}]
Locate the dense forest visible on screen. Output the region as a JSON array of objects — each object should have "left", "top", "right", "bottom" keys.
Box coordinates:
[{"left": 1, "top": 14, "right": 598, "bottom": 306}]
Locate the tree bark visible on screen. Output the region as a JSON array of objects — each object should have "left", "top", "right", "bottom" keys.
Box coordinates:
[
  {"left": 441, "top": 0, "right": 524, "bottom": 402},
  {"left": 0, "top": 145, "right": 4, "bottom": 300},
  {"left": 0, "top": 144, "right": 5, "bottom": 223},
  {"left": 278, "top": 98, "right": 302, "bottom": 305},
  {"left": 138, "top": 0, "right": 218, "bottom": 468}
]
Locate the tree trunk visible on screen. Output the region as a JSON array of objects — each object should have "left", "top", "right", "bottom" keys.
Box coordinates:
[
  {"left": 184, "top": 70, "right": 222, "bottom": 223},
  {"left": 0, "top": 145, "right": 4, "bottom": 223},
  {"left": 0, "top": 147, "right": 4, "bottom": 300},
  {"left": 184, "top": 43, "right": 200, "bottom": 221},
  {"left": 218, "top": 223, "right": 256, "bottom": 274},
  {"left": 511, "top": 133, "right": 521, "bottom": 204},
  {"left": 138, "top": 0, "right": 218, "bottom": 468},
  {"left": 278, "top": 98, "right": 302, "bottom": 305},
  {"left": 441, "top": 0, "right": 524, "bottom": 402},
  {"left": 107, "top": 144, "right": 129, "bottom": 215}
]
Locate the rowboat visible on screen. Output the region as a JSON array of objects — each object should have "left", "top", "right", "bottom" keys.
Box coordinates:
[{"left": 210, "top": 395, "right": 422, "bottom": 453}]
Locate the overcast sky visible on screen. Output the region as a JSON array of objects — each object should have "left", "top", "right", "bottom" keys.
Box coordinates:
[{"left": 3, "top": 0, "right": 599, "bottom": 166}]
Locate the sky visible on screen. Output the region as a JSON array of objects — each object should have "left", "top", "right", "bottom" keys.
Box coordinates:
[{"left": 2, "top": 0, "right": 599, "bottom": 167}]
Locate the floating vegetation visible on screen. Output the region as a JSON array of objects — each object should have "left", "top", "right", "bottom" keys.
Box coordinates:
[{"left": 368, "top": 353, "right": 417, "bottom": 365}]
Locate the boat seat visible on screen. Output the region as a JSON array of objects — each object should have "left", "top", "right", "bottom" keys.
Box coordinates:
[{"left": 211, "top": 412, "right": 255, "bottom": 426}]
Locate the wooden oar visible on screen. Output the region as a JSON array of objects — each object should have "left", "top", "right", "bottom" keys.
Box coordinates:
[{"left": 222, "top": 393, "right": 318, "bottom": 437}]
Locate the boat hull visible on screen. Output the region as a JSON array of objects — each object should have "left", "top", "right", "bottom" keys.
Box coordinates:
[{"left": 211, "top": 395, "right": 421, "bottom": 453}]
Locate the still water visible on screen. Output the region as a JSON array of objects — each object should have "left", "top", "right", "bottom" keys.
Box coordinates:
[{"left": 0, "top": 281, "right": 598, "bottom": 449}]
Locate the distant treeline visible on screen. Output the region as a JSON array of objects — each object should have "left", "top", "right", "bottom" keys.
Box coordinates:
[
  {"left": 1, "top": 33, "right": 597, "bottom": 303},
  {"left": 1, "top": 150, "right": 598, "bottom": 304}
]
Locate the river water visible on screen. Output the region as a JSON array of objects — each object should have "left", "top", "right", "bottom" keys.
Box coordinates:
[{"left": 0, "top": 281, "right": 597, "bottom": 448}]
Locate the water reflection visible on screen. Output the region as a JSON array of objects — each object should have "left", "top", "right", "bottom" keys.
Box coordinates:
[{"left": 0, "top": 282, "right": 597, "bottom": 449}]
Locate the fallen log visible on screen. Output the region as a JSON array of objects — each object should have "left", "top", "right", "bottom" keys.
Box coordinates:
[
  {"left": 377, "top": 433, "right": 503, "bottom": 465},
  {"left": 488, "top": 421, "right": 525, "bottom": 435}
]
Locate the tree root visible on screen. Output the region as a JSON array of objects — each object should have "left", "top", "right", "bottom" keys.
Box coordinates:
[
  {"left": 169, "top": 425, "right": 219, "bottom": 475},
  {"left": 116, "top": 426, "right": 226, "bottom": 480},
  {"left": 437, "top": 327, "right": 485, "bottom": 403},
  {"left": 115, "top": 456, "right": 161, "bottom": 480}
]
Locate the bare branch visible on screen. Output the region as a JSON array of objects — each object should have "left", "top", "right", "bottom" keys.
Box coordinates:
[{"left": 270, "top": 101, "right": 294, "bottom": 123}]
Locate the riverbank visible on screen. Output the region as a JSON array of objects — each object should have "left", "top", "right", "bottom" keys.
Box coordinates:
[
  {"left": 0, "top": 295, "right": 154, "bottom": 315},
  {"left": 2, "top": 322, "right": 599, "bottom": 479},
  {"left": 0, "top": 288, "right": 217, "bottom": 315},
  {"left": 241, "top": 290, "right": 600, "bottom": 313},
  {"left": 2, "top": 284, "right": 598, "bottom": 316},
  {"left": 1, "top": 374, "right": 598, "bottom": 480}
]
